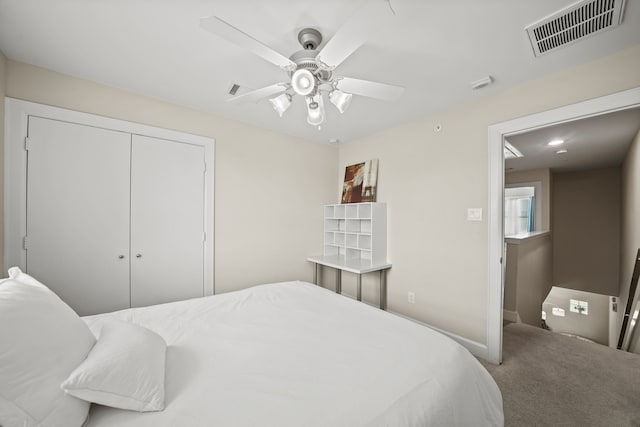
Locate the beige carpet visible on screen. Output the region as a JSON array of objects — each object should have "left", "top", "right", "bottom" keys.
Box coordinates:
[{"left": 480, "top": 323, "right": 640, "bottom": 426}]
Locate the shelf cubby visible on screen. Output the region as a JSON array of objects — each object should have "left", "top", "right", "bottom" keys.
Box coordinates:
[
  {"left": 346, "top": 204, "right": 359, "bottom": 219},
  {"left": 324, "top": 244, "right": 339, "bottom": 256},
  {"left": 321, "top": 202, "right": 387, "bottom": 265},
  {"left": 324, "top": 232, "right": 334, "bottom": 245},
  {"left": 346, "top": 233, "right": 358, "bottom": 248},
  {"left": 346, "top": 219, "right": 361, "bottom": 233},
  {"left": 324, "top": 205, "right": 335, "bottom": 218},
  {"left": 359, "top": 203, "right": 372, "bottom": 218},
  {"left": 358, "top": 234, "right": 372, "bottom": 250}
]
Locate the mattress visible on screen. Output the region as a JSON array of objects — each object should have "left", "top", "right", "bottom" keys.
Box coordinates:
[{"left": 82, "top": 281, "right": 503, "bottom": 426}]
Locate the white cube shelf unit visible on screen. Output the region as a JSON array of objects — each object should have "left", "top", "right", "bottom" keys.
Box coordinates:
[{"left": 323, "top": 202, "right": 387, "bottom": 266}]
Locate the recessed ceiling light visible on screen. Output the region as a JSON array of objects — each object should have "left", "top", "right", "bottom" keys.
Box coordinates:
[
  {"left": 555, "top": 149, "right": 568, "bottom": 154},
  {"left": 548, "top": 139, "right": 564, "bottom": 146}
]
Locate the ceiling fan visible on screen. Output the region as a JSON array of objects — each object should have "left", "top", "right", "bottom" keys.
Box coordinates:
[{"left": 200, "top": 4, "right": 404, "bottom": 127}]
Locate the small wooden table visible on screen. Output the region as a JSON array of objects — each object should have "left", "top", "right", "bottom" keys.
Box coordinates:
[{"left": 307, "top": 255, "right": 392, "bottom": 310}]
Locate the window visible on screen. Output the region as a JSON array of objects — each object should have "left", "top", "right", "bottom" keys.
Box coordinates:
[{"left": 504, "top": 186, "right": 535, "bottom": 236}]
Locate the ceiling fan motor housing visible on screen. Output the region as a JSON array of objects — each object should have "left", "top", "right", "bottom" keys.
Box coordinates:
[
  {"left": 298, "top": 27, "right": 322, "bottom": 50},
  {"left": 289, "top": 28, "right": 332, "bottom": 84}
]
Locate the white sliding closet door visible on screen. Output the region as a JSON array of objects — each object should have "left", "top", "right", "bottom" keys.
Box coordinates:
[
  {"left": 130, "top": 135, "right": 205, "bottom": 307},
  {"left": 26, "top": 117, "right": 131, "bottom": 315}
]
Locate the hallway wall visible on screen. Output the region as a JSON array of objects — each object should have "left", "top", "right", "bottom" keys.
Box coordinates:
[
  {"left": 504, "top": 234, "right": 552, "bottom": 327},
  {"left": 621, "top": 130, "right": 640, "bottom": 352},
  {"left": 552, "top": 167, "right": 621, "bottom": 296}
]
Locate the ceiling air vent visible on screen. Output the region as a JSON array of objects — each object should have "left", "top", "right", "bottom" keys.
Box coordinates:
[
  {"left": 525, "top": 0, "right": 626, "bottom": 57},
  {"left": 228, "top": 83, "right": 241, "bottom": 95}
]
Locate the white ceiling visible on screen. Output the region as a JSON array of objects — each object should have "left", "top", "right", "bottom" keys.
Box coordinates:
[
  {"left": 505, "top": 107, "right": 640, "bottom": 173},
  {"left": 0, "top": 0, "right": 639, "bottom": 144}
]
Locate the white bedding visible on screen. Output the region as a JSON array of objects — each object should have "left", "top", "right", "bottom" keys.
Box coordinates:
[{"left": 82, "top": 281, "right": 503, "bottom": 426}]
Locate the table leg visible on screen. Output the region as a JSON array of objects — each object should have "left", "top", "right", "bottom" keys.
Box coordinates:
[
  {"left": 313, "top": 263, "right": 318, "bottom": 285},
  {"left": 380, "top": 270, "right": 387, "bottom": 310},
  {"left": 336, "top": 269, "right": 342, "bottom": 294},
  {"left": 357, "top": 274, "right": 362, "bottom": 301}
]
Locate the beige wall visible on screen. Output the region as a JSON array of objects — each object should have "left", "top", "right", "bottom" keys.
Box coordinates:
[
  {"left": 505, "top": 235, "right": 553, "bottom": 327},
  {"left": 338, "top": 43, "right": 640, "bottom": 344},
  {"left": 3, "top": 43, "right": 640, "bottom": 348},
  {"left": 621, "top": 130, "right": 640, "bottom": 352},
  {"left": 0, "top": 51, "right": 6, "bottom": 274},
  {"left": 506, "top": 169, "right": 552, "bottom": 230},
  {"left": 4, "top": 60, "right": 338, "bottom": 294},
  {"left": 552, "top": 167, "right": 621, "bottom": 296}
]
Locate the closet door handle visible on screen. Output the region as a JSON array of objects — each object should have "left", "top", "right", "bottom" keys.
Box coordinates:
[
  {"left": 136, "top": 254, "right": 142, "bottom": 258},
  {"left": 118, "top": 255, "right": 125, "bottom": 259}
]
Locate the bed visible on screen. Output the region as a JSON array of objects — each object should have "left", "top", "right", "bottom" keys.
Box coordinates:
[{"left": 0, "top": 269, "right": 503, "bottom": 427}]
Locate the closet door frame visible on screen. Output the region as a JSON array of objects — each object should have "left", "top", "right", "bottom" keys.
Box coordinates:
[{"left": 4, "top": 98, "right": 215, "bottom": 296}]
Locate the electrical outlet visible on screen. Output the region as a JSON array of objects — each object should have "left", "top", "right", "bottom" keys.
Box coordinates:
[{"left": 408, "top": 292, "right": 415, "bottom": 304}]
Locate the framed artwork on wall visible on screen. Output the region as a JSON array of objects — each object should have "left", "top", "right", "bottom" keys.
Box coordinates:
[{"left": 341, "top": 159, "right": 378, "bottom": 203}]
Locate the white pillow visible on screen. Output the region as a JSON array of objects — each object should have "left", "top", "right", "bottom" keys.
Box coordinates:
[
  {"left": 62, "top": 318, "right": 167, "bottom": 412},
  {"left": 0, "top": 267, "right": 95, "bottom": 427}
]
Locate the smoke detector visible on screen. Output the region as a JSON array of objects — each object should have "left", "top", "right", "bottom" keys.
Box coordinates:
[{"left": 471, "top": 76, "right": 493, "bottom": 90}]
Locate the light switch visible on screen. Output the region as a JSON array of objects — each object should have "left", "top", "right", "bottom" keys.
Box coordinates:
[
  {"left": 552, "top": 307, "right": 565, "bottom": 317},
  {"left": 467, "top": 208, "right": 483, "bottom": 221}
]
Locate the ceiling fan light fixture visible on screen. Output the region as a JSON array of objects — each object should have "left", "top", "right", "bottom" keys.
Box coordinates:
[
  {"left": 307, "top": 112, "right": 324, "bottom": 126},
  {"left": 306, "top": 95, "right": 325, "bottom": 126},
  {"left": 201, "top": 16, "right": 405, "bottom": 128},
  {"left": 291, "top": 69, "right": 315, "bottom": 96},
  {"left": 329, "top": 89, "right": 352, "bottom": 114},
  {"left": 269, "top": 93, "right": 292, "bottom": 117}
]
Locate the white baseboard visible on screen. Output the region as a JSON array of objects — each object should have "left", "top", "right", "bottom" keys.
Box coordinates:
[
  {"left": 503, "top": 310, "right": 520, "bottom": 323},
  {"left": 331, "top": 295, "right": 496, "bottom": 364},
  {"left": 387, "top": 309, "right": 493, "bottom": 363}
]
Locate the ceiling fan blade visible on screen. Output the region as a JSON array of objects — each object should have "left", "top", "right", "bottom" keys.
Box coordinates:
[
  {"left": 200, "top": 16, "right": 296, "bottom": 71},
  {"left": 315, "top": 22, "right": 367, "bottom": 70},
  {"left": 336, "top": 77, "right": 404, "bottom": 102},
  {"left": 227, "top": 83, "right": 288, "bottom": 104},
  {"left": 316, "top": 1, "right": 390, "bottom": 69}
]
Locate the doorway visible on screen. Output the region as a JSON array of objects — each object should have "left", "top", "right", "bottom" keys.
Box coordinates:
[
  {"left": 502, "top": 108, "right": 640, "bottom": 347},
  {"left": 486, "top": 87, "right": 640, "bottom": 364}
]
